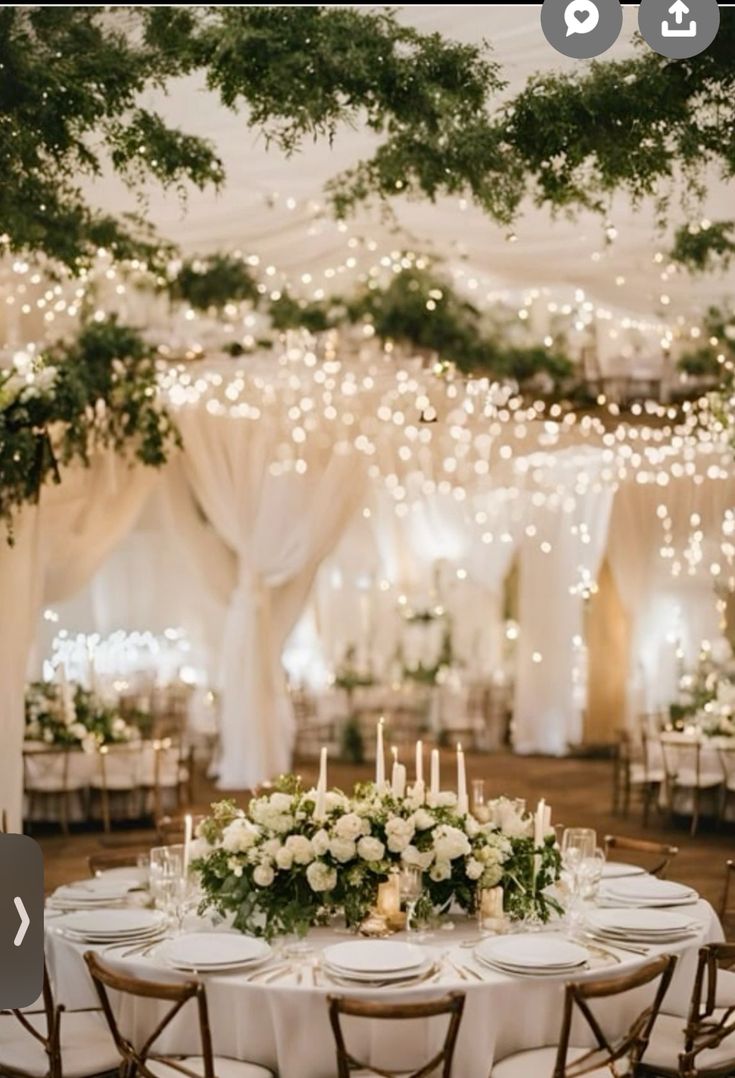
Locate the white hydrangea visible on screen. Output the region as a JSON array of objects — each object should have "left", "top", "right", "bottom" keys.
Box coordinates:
[
  {"left": 253, "top": 863, "right": 275, "bottom": 887},
  {"left": 357, "top": 836, "right": 385, "bottom": 862},
  {"left": 464, "top": 815, "right": 480, "bottom": 838},
  {"left": 312, "top": 829, "right": 330, "bottom": 857},
  {"left": 491, "top": 799, "right": 531, "bottom": 839},
  {"left": 329, "top": 837, "right": 356, "bottom": 863},
  {"left": 430, "top": 860, "right": 452, "bottom": 882},
  {"left": 334, "top": 812, "right": 363, "bottom": 841},
  {"left": 222, "top": 817, "right": 260, "bottom": 854},
  {"left": 325, "top": 791, "right": 349, "bottom": 813},
  {"left": 262, "top": 838, "right": 282, "bottom": 858},
  {"left": 385, "top": 816, "right": 415, "bottom": 853},
  {"left": 433, "top": 825, "right": 471, "bottom": 862},
  {"left": 268, "top": 792, "right": 294, "bottom": 813},
  {"left": 306, "top": 861, "right": 337, "bottom": 892},
  {"left": 285, "top": 835, "right": 314, "bottom": 865},
  {"left": 431, "top": 791, "right": 458, "bottom": 809}
]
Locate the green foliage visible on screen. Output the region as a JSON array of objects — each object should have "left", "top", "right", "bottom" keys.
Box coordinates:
[
  {"left": 166, "top": 254, "right": 259, "bottom": 311},
  {"left": 0, "top": 316, "right": 179, "bottom": 539},
  {"left": 348, "top": 267, "right": 574, "bottom": 386},
  {"left": 671, "top": 222, "right": 735, "bottom": 273},
  {"left": 339, "top": 714, "right": 365, "bottom": 765},
  {"left": 677, "top": 348, "right": 723, "bottom": 379},
  {"left": 269, "top": 291, "right": 339, "bottom": 334},
  {"left": 677, "top": 306, "right": 735, "bottom": 382}
]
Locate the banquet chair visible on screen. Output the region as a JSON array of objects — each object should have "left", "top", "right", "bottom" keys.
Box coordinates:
[
  {"left": 660, "top": 734, "right": 723, "bottom": 836},
  {"left": 327, "top": 991, "right": 465, "bottom": 1078},
  {"left": 90, "top": 743, "right": 143, "bottom": 833},
  {"left": 613, "top": 726, "right": 665, "bottom": 826},
  {"left": 139, "top": 739, "right": 190, "bottom": 822},
  {"left": 603, "top": 835, "right": 679, "bottom": 879},
  {"left": 490, "top": 954, "right": 676, "bottom": 1077},
  {"left": 0, "top": 962, "right": 119, "bottom": 1078},
  {"left": 639, "top": 943, "right": 735, "bottom": 1076},
  {"left": 23, "top": 748, "right": 87, "bottom": 835},
  {"left": 716, "top": 745, "right": 735, "bottom": 825},
  {"left": 719, "top": 861, "right": 735, "bottom": 929},
  {"left": 87, "top": 848, "right": 149, "bottom": 877},
  {"left": 83, "top": 952, "right": 274, "bottom": 1078},
  {"left": 156, "top": 814, "right": 207, "bottom": 846}
]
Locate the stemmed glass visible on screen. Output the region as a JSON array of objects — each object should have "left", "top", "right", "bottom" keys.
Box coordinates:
[
  {"left": 398, "top": 865, "right": 423, "bottom": 935},
  {"left": 560, "top": 828, "right": 598, "bottom": 936},
  {"left": 149, "top": 845, "right": 189, "bottom": 932}
]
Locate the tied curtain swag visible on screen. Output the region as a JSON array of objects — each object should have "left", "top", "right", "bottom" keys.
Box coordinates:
[
  {"left": 168, "top": 407, "right": 367, "bottom": 788},
  {"left": 0, "top": 455, "right": 158, "bottom": 831}
]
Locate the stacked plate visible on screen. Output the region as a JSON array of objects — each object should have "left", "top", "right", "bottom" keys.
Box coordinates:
[
  {"left": 601, "top": 863, "right": 646, "bottom": 880},
  {"left": 587, "top": 908, "right": 698, "bottom": 945},
  {"left": 47, "top": 877, "right": 139, "bottom": 912},
  {"left": 598, "top": 875, "right": 698, "bottom": 908},
  {"left": 158, "top": 933, "right": 272, "bottom": 973},
  {"left": 474, "top": 934, "right": 588, "bottom": 979},
  {"left": 322, "top": 940, "right": 432, "bottom": 985},
  {"left": 52, "top": 908, "right": 166, "bottom": 944}
]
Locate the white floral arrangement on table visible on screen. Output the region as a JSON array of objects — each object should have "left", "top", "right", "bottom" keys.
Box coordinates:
[
  {"left": 671, "top": 648, "right": 735, "bottom": 737},
  {"left": 24, "top": 680, "right": 135, "bottom": 751},
  {"left": 194, "top": 779, "right": 561, "bottom": 941}
]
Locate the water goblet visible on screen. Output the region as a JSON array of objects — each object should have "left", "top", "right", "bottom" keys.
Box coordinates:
[{"left": 398, "top": 865, "right": 423, "bottom": 935}]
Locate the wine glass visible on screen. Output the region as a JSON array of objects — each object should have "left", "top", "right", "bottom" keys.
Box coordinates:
[
  {"left": 398, "top": 865, "right": 423, "bottom": 935},
  {"left": 577, "top": 847, "right": 606, "bottom": 903},
  {"left": 560, "top": 829, "right": 597, "bottom": 936},
  {"left": 149, "top": 844, "right": 184, "bottom": 928}
]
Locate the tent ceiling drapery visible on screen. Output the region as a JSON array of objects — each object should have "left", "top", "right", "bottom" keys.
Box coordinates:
[{"left": 64, "top": 5, "right": 735, "bottom": 338}]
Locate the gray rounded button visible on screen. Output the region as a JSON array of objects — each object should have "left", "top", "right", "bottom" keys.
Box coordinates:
[
  {"left": 541, "top": 0, "right": 623, "bottom": 59},
  {"left": 638, "top": 0, "right": 720, "bottom": 58}
]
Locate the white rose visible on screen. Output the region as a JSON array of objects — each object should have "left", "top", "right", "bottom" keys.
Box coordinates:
[
  {"left": 70, "top": 722, "right": 87, "bottom": 740},
  {"left": 430, "top": 860, "right": 452, "bottom": 882},
  {"left": 492, "top": 800, "right": 531, "bottom": 839},
  {"left": 253, "top": 863, "right": 275, "bottom": 887},
  {"left": 334, "top": 813, "right": 363, "bottom": 841},
  {"left": 188, "top": 837, "right": 211, "bottom": 861},
  {"left": 227, "top": 857, "right": 243, "bottom": 878},
  {"left": 466, "top": 858, "right": 484, "bottom": 881},
  {"left": 412, "top": 808, "right": 435, "bottom": 831},
  {"left": 329, "top": 837, "right": 356, "bottom": 863},
  {"left": 312, "top": 829, "right": 330, "bottom": 856},
  {"left": 464, "top": 816, "right": 480, "bottom": 838},
  {"left": 432, "top": 791, "right": 458, "bottom": 809},
  {"left": 269, "top": 792, "right": 293, "bottom": 813},
  {"left": 262, "top": 838, "right": 282, "bottom": 858},
  {"left": 306, "top": 861, "right": 337, "bottom": 892},
  {"left": 357, "top": 836, "right": 385, "bottom": 862},
  {"left": 401, "top": 845, "right": 434, "bottom": 870},
  {"left": 275, "top": 846, "right": 294, "bottom": 871},
  {"left": 433, "top": 825, "right": 471, "bottom": 862},
  {"left": 222, "top": 818, "right": 260, "bottom": 854},
  {"left": 326, "top": 791, "right": 349, "bottom": 813},
  {"left": 385, "top": 816, "right": 415, "bottom": 853},
  {"left": 285, "top": 835, "right": 314, "bottom": 865}
]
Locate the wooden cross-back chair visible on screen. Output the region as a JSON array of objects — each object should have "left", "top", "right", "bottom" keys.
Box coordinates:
[
  {"left": 0, "top": 961, "right": 118, "bottom": 1078},
  {"left": 327, "top": 992, "right": 465, "bottom": 1078},
  {"left": 87, "top": 848, "right": 149, "bottom": 877},
  {"left": 84, "top": 951, "right": 271, "bottom": 1078},
  {"left": 603, "top": 834, "right": 679, "bottom": 879},
  {"left": 640, "top": 943, "right": 735, "bottom": 1077},
  {"left": 491, "top": 955, "right": 677, "bottom": 1077}
]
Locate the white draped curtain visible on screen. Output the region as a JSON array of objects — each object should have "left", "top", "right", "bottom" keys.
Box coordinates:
[
  {"left": 171, "top": 408, "right": 366, "bottom": 788},
  {"left": 513, "top": 449, "right": 614, "bottom": 754},
  {"left": 0, "top": 454, "right": 156, "bottom": 829}
]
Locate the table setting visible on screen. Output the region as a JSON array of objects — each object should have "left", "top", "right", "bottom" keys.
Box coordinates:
[{"left": 44, "top": 730, "right": 724, "bottom": 1078}]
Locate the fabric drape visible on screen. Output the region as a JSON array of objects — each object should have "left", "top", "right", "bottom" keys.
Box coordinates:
[{"left": 174, "top": 408, "right": 366, "bottom": 787}]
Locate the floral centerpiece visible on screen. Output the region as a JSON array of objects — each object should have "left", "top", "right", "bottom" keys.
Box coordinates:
[
  {"left": 24, "top": 680, "right": 135, "bottom": 751},
  {"left": 194, "top": 778, "right": 560, "bottom": 941},
  {"left": 670, "top": 650, "right": 735, "bottom": 738}
]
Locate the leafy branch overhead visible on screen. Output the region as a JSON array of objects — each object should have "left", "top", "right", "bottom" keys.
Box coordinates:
[
  {"left": 0, "top": 317, "right": 179, "bottom": 539},
  {"left": 3, "top": 6, "right": 734, "bottom": 273}
]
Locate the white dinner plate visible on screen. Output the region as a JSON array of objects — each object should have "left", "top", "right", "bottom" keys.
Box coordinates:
[
  {"left": 323, "top": 940, "right": 426, "bottom": 975},
  {"left": 162, "top": 933, "right": 271, "bottom": 969},
  {"left": 324, "top": 957, "right": 433, "bottom": 983},
  {"left": 601, "top": 863, "right": 647, "bottom": 880},
  {"left": 54, "top": 908, "right": 165, "bottom": 938},
  {"left": 95, "top": 867, "right": 148, "bottom": 885},
  {"left": 588, "top": 908, "right": 696, "bottom": 936},
  {"left": 603, "top": 877, "right": 695, "bottom": 902},
  {"left": 475, "top": 933, "right": 587, "bottom": 972}
]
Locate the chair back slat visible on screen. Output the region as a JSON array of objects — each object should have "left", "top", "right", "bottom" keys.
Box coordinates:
[
  {"left": 554, "top": 954, "right": 676, "bottom": 1078},
  {"left": 680, "top": 942, "right": 735, "bottom": 1074},
  {"left": 84, "top": 951, "right": 215, "bottom": 1078},
  {"left": 603, "top": 834, "right": 678, "bottom": 879},
  {"left": 327, "top": 992, "right": 465, "bottom": 1078}
]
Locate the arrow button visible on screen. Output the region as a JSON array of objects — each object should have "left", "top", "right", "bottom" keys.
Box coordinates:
[{"left": 14, "top": 896, "right": 30, "bottom": 947}]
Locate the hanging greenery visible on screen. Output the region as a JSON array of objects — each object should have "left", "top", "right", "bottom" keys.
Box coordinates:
[
  {"left": 670, "top": 222, "right": 735, "bottom": 274},
  {"left": 677, "top": 306, "right": 735, "bottom": 380},
  {"left": 268, "top": 291, "right": 341, "bottom": 335},
  {"left": 0, "top": 317, "right": 179, "bottom": 540},
  {"left": 347, "top": 267, "right": 574, "bottom": 388},
  {"left": 165, "top": 254, "right": 259, "bottom": 311}
]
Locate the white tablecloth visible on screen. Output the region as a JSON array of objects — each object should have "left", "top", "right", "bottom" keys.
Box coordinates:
[{"left": 46, "top": 902, "right": 721, "bottom": 1078}]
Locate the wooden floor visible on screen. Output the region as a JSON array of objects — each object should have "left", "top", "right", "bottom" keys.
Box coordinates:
[{"left": 36, "top": 750, "right": 735, "bottom": 917}]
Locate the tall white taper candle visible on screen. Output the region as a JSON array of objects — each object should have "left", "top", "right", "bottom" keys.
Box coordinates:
[{"left": 376, "top": 717, "right": 385, "bottom": 788}]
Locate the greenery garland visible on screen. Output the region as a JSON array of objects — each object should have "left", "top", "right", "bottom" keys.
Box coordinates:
[{"left": 0, "top": 317, "right": 179, "bottom": 541}]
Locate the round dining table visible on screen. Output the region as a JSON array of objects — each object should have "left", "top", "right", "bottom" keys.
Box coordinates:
[{"left": 45, "top": 898, "right": 722, "bottom": 1078}]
